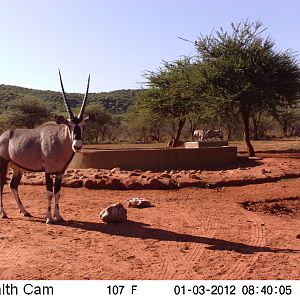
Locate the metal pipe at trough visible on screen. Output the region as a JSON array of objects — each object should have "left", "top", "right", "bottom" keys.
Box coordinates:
[{"left": 69, "top": 146, "right": 237, "bottom": 171}]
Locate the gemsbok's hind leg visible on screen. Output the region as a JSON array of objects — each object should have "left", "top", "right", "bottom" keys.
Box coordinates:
[
  {"left": 0, "top": 158, "right": 9, "bottom": 218},
  {"left": 10, "top": 168, "right": 32, "bottom": 217}
]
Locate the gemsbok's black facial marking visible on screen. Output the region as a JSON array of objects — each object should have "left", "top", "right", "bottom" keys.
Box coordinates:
[
  {"left": 73, "top": 125, "right": 82, "bottom": 140},
  {"left": 72, "top": 117, "right": 81, "bottom": 124}
]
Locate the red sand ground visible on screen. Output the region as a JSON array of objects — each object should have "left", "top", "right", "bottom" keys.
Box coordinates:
[{"left": 1, "top": 153, "right": 300, "bottom": 280}]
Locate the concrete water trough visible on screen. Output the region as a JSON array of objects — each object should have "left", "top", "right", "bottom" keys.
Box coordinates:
[
  {"left": 184, "top": 141, "right": 228, "bottom": 148},
  {"left": 69, "top": 146, "right": 237, "bottom": 171}
]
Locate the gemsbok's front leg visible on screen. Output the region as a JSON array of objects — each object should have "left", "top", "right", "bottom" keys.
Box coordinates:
[
  {"left": 53, "top": 173, "right": 65, "bottom": 222},
  {"left": 45, "top": 173, "right": 54, "bottom": 224},
  {"left": 10, "top": 168, "right": 32, "bottom": 217}
]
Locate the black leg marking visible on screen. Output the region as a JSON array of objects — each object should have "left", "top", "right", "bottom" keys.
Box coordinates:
[
  {"left": 10, "top": 173, "right": 21, "bottom": 190},
  {"left": 46, "top": 174, "right": 53, "bottom": 193},
  {"left": 54, "top": 176, "right": 63, "bottom": 194},
  {"left": 45, "top": 173, "right": 54, "bottom": 224}
]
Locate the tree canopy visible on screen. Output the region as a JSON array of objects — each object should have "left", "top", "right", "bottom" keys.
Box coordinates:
[
  {"left": 141, "top": 57, "right": 203, "bottom": 145},
  {"left": 83, "top": 104, "right": 113, "bottom": 144},
  {"left": 195, "top": 20, "right": 300, "bottom": 155},
  {"left": 3, "top": 96, "right": 53, "bottom": 129}
]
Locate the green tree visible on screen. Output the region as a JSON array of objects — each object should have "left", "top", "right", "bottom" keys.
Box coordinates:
[
  {"left": 5, "top": 96, "right": 53, "bottom": 128},
  {"left": 125, "top": 106, "right": 164, "bottom": 143},
  {"left": 195, "top": 20, "right": 300, "bottom": 156},
  {"left": 105, "top": 114, "right": 125, "bottom": 143},
  {"left": 84, "top": 104, "right": 113, "bottom": 143},
  {"left": 141, "top": 57, "right": 201, "bottom": 146},
  {"left": 270, "top": 101, "right": 299, "bottom": 137}
]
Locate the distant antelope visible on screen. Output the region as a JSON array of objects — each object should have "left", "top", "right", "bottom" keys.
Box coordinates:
[
  {"left": 291, "top": 125, "right": 300, "bottom": 137},
  {"left": 193, "top": 129, "right": 223, "bottom": 141},
  {"left": 0, "top": 70, "right": 96, "bottom": 223}
]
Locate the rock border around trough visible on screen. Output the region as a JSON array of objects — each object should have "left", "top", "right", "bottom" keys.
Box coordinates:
[{"left": 14, "top": 157, "right": 300, "bottom": 190}]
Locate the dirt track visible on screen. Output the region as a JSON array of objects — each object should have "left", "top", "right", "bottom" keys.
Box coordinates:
[{"left": 1, "top": 154, "right": 300, "bottom": 280}]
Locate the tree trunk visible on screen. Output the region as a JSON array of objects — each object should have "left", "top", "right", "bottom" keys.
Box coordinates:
[
  {"left": 251, "top": 116, "right": 259, "bottom": 140},
  {"left": 171, "top": 118, "right": 186, "bottom": 147},
  {"left": 282, "top": 120, "right": 288, "bottom": 138},
  {"left": 226, "top": 124, "right": 232, "bottom": 141},
  {"left": 241, "top": 110, "right": 255, "bottom": 157},
  {"left": 156, "top": 128, "right": 160, "bottom": 142}
]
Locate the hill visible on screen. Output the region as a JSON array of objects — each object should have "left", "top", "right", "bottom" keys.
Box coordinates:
[{"left": 0, "top": 84, "right": 142, "bottom": 114}]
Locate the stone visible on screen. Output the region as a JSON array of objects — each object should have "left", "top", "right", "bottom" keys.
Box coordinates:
[
  {"left": 144, "top": 178, "right": 169, "bottom": 189},
  {"left": 127, "top": 198, "right": 151, "bottom": 208},
  {"left": 111, "top": 167, "right": 121, "bottom": 173},
  {"left": 105, "top": 178, "right": 126, "bottom": 190},
  {"left": 124, "top": 179, "right": 143, "bottom": 190},
  {"left": 168, "top": 179, "right": 178, "bottom": 189},
  {"left": 84, "top": 179, "right": 106, "bottom": 189},
  {"left": 100, "top": 203, "right": 127, "bottom": 223},
  {"left": 62, "top": 179, "right": 84, "bottom": 188},
  {"left": 177, "top": 179, "right": 202, "bottom": 188},
  {"left": 129, "top": 172, "right": 141, "bottom": 177},
  {"left": 261, "top": 168, "right": 272, "bottom": 174},
  {"left": 93, "top": 174, "right": 102, "bottom": 179},
  {"left": 169, "top": 170, "right": 175, "bottom": 175},
  {"left": 189, "top": 174, "right": 201, "bottom": 179},
  {"left": 159, "top": 172, "right": 171, "bottom": 178}
]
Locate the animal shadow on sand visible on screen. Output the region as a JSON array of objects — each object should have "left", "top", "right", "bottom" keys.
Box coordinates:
[{"left": 57, "top": 219, "right": 299, "bottom": 255}]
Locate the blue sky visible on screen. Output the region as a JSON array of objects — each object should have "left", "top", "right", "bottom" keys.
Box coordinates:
[{"left": 0, "top": 0, "right": 300, "bottom": 93}]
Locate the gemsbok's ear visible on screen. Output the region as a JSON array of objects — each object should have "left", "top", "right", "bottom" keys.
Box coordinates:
[
  {"left": 84, "top": 113, "right": 98, "bottom": 123},
  {"left": 55, "top": 115, "right": 69, "bottom": 125}
]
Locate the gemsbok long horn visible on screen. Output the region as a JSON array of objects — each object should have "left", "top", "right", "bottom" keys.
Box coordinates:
[
  {"left": 58, "top": 69, "right": 74, "bottom": 119},
  {"left": 78, "top": 74, "right": 90, "bottom": 120}
]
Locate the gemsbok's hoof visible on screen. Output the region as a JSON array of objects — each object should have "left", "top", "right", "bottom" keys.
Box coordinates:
[
  {"left": 22, "top": 212, "right": 32, "bottom": 217},
  {"left": 55, "top": 218, "right": 66, "bottom": 224},
  {"left": 46, "top": 218, "right": 54, "bottom": 224},
  {"left": 1, "top": 212, "right": 8, "bottom": 219}
]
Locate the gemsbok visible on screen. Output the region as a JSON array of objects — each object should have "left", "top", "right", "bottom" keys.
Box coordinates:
[
  {"left": 193, "top": 129, "right": 224, "bottom": 141},
  {"left": 0, "top": 70, "right": 96, "bottom": 223}
]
